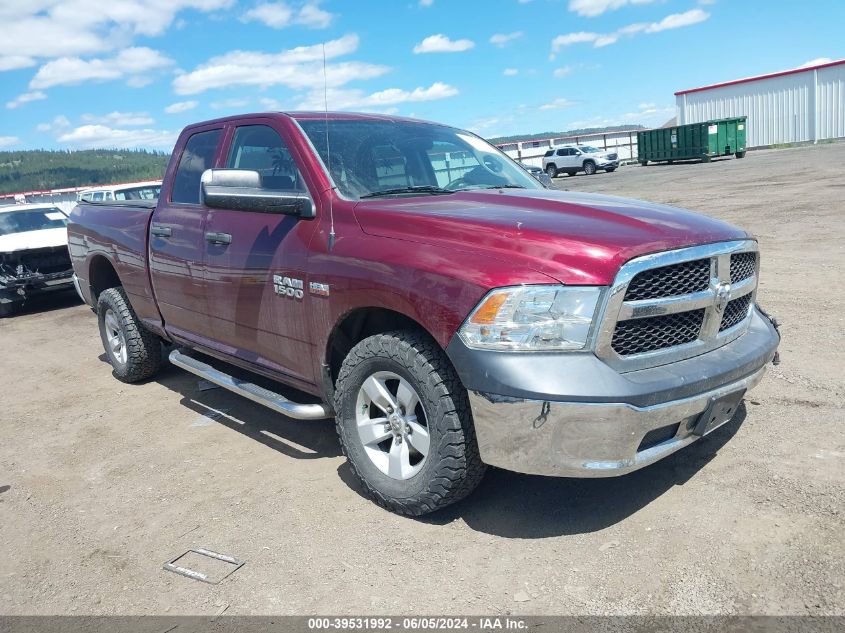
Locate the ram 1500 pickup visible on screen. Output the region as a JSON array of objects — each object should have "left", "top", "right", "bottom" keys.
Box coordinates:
[{"left": 68, "top": 112, "right": 780, "bottom": 515}]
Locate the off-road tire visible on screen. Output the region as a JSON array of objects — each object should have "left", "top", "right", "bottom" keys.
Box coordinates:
[
  {"left": 334, "top": 330, "right": 486, "bottom": 516},
  {"left": 583, "top": 160, "right": 597, "bottom": 175},
  {"left": 97, "top": 287, "right": 162, "bottom": 383},
  {"left": 545, "top": 164, "right": 558, "bottom": 178}
]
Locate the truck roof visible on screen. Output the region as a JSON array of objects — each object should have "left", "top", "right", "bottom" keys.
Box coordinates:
[{"left": 182, "top": 111, "right": 446, "bottom": 130}]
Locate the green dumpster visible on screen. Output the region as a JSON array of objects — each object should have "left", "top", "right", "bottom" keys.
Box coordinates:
[{"left": 637, "top": 117, "right": 747, "bottom": 165}]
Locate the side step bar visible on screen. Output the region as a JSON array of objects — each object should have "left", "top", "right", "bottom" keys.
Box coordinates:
[{"left": 169, "top": 349, "right": 332, "bottom": 420}]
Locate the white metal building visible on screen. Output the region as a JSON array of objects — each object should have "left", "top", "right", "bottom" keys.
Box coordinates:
[{"left": 676, "top": 59, "right": 845, "bottom": 148}]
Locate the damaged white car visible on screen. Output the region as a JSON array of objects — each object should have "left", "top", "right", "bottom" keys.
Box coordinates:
[{"left": 0, "top": 203, "right": 75, "bottom": 316}]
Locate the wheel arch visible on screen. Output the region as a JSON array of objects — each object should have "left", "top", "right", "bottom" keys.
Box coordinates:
[
  {"left": 87, "top": 254, "right": 122, "bottom": 305},
  {"left": 324, "top": 306, "right": 439, "bottom": 394}
]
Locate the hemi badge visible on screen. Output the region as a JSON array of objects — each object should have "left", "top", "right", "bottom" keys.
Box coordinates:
[{"left": 309, "top": 282, "right": 330, "bottom": 297}]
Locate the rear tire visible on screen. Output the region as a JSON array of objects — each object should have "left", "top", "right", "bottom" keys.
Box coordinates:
[
  {"left": 97, "top": 287, "right": 163, "bottom": 383},
  {"left": 334, "top": 330, "right": 486, "bottom": 516},
  {"left": 605, "top": 167, "right": 616, "bottom": 172},
  {"left": 545, "top": 164, "right": 558, "bottom": 178},
  {"left": 735, "top": 151, "right": 746, "bottom": 159},
  {"left": 583, "top": 161, "right": 597, "bottom": 175}
]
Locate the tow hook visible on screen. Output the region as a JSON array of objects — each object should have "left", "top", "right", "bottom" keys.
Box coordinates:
[{"left": 758, "top": 305, "right": 781, "bottom": 366}]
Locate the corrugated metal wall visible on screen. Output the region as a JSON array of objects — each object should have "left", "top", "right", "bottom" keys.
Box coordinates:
[
  {"left": 677, "top": 63, "right": 845, "bottom": 147},
  {"left": 817, "top": 64, "right": 845, "bottom": 140}
]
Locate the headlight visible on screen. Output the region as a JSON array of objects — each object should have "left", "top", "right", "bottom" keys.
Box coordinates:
[{"left": 458, "top": 285, "right": 602, "bottom": 351}]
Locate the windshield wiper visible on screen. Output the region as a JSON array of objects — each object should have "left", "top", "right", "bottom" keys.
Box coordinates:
[
  {"left": 359, "top": 186, "right": 455, "bottom": 198},
  {"left": 478, "top": 184, "right": 527, "bottom": 190}
]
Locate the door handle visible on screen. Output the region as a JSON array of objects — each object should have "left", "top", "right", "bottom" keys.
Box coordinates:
[
  {"left": 205, "top": 232, "right": 232, "bottom": 245},
  {"left": 150, "top": 224, "right": 172, "bottom": 238}
]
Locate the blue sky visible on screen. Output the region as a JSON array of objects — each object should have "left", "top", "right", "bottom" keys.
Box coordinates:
[{"left": 1, "top": 0, "right": 842, "bottom": 151}]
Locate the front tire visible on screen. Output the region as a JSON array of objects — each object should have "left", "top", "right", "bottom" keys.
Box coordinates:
[
  {"left": 334, "top": 331, "right": 486, "bottom": 516},
  {"left": 545, "top": 164, "right": 558, "bottom": 178},
  {"left": 97, "top": 287, "right": 163, "bottom": 383},
  {"left": 583, "top": 161, "right": 597, "bottom": 175}
]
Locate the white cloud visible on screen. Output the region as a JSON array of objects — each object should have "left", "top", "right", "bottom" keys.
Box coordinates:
[
  {"left": 0, "top": 1, "right": 232, "bottom": 71},
  {"left": 552, "top": 32, "right": 600, "bottom": 51},
  {"left": 413, "top": 34, "right": 475, "bottom": 54},
  {"left": 30, "top": 47, "right": 173, "bottom": 89},
  {"left": 552, "top": 9, "right": 710, "bottom": 50},
  {"left": 568, "top": 0, "right": 656, "bottom": 18},
  {"left": 165, "top": 100, "right": 199, "bottom": 114},
  {"left": 490, "top": 32, "right": 523, "bottom": 47},
  {"left": 297, "top": 82, "right": 459, "bottom": 111},
  {"left": 503, "top": 68, "right": 519, "bottom": 76},
  {"left": 419, "top": 0, "right": 434, "bottom": 6},
  {"left": 553, "top": 66, "right": 573, "bottom": 78},
  {"left": 36, "top": 115, "right": 71, "bottom": 133},
  {"left": 798, "top": 57, "right": 833, "bottom": 68},
  {"left": 242, "top": 1, "right": 335, "bottom": 29},
  {"left": 172, "top": 34, "right": 388, "bottom": 95},
  {"left": 57, "top": 124, "right": 177, "bottom": 149},
  {"left": 539, "top": 98, "right": 576, "bottom": 111},
  {"left": 6, "top": 91, "right": 47, "bottom": 110},
  {"left": 210, "top": 98, "right": 250, "bottom": 110},
  {"left": 81, "top": 111, "right": 155, "bottom": 126},
  {"left": 644, "top": 9, "right": 710, "bottom": 32},
  {"left": 0, "top": 56, "right": 36, "bottom": 72},
  {"left": 0, "top": 136, "right": 20, "bottom": 148}
]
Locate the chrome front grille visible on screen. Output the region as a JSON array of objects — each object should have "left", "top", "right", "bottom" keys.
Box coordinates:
[
  {"left": 730, "top": 252, "right": 757, "bottom": 283},
  {"left": 719, "top": 293, "right": 752, "bottom": 331},
  {"left": 595, "top": 240, "right": 759, "bottom": 372},
  {"left": 611, "top": 309, "right": 705, "bottom": 356},
  {"left": 624, "top": 259, "right": 710, "bottom": 301}
]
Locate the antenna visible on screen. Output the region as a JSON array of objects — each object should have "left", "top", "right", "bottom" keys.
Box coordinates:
[{"left": 322, "top": 44, "right": 336, "bottom": 251}]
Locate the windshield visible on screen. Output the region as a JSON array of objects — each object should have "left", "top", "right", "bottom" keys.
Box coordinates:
[
  {"left": 580, "top": 146, "right": 601, "bottom": 153},
  {"left": 0, "top": 208, "right": 67, "bottom": 237},
  {"left": 297, "top": 119, "right": 542, "bottom": 199}
]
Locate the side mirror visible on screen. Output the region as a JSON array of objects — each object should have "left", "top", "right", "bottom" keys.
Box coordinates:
[{"left": 200, "top": 169, "right": 315, "bottom": 218}]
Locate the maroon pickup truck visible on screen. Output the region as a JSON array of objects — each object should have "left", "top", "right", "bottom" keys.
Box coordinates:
[{"left": 68, "top": 112, "right": 780, "bottom": 515}]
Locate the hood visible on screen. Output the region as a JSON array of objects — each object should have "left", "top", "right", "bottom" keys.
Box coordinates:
[
  {"left": 354, "top": 189, "right": 748, "bottom": 285},
  {"left": 0, "top": 227, "right": 69, "bottom": 253}
]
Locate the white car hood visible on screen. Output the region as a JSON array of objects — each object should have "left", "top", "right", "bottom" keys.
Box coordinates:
[{"left": 0, "top": 227, "right": 68, "bottom": 253}]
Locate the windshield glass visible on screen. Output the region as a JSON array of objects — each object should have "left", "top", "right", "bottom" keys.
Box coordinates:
[
  {"left": 297, "top": 119, "right": 542, "bottom": 199},
  {"left": 580, "top": 146, "right": 600, "bottom": 153},
  {"left": 0, "top": 208, "right": 67, "bottom": 236}
]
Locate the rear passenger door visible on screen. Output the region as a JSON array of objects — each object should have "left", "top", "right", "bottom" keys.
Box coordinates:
[
  {"left": 149, "top": 125, "right": 223, "bottom": 345},
  {"left": 203, "top": 119, "right": 320, "bottom": 384}
]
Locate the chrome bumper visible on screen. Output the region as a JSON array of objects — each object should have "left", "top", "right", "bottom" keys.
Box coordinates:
[{"left": 468, "top": 366, "right": 766, "bottom": 477}]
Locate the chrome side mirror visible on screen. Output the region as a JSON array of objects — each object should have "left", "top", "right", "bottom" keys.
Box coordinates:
[{"left": 200, "top": 169, "right": 315, "bottom": 218}]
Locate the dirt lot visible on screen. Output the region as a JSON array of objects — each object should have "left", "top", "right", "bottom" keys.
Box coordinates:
[{"left": 1, "top": 143, "right": 843, "bottom": 616}]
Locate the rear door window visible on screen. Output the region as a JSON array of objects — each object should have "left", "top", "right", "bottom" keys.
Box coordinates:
[{"left": 171, "top": 128, "right": 223, "bottom": 204}]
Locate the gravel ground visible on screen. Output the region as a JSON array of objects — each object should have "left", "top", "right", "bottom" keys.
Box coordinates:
[{"left": 0, "top": 143, "right": 843, "bottom": 616}]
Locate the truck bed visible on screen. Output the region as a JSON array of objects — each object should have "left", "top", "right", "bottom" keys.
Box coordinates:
[{"left": 67, "top": 200, "right": 162, "bottom": 332}]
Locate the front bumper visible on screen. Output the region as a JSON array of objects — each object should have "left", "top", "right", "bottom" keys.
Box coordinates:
[
  {"left": 447, "top": 307, "right": 779, "bottom": 477},
  {"left": 0, "top": 269, "right": 74, "bottom": 303}
]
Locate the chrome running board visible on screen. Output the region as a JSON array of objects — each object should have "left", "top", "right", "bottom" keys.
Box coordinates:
[{"left": 169, "top": 349, "right": 332, "bottom": 420}]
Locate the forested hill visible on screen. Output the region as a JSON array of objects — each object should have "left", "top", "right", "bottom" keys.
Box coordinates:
[{"left": 0, "top": 149, "right": 170, "bottom": 194}]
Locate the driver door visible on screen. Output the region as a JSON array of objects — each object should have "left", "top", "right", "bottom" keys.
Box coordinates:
[{"left": 203, "top": 119, "right": 320, "bottom": 384}]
